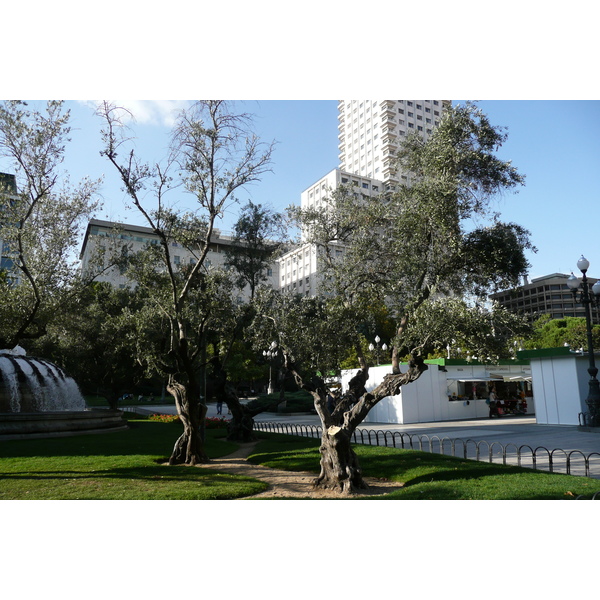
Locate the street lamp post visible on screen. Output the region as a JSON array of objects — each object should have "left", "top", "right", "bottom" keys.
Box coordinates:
[
  {"left": 566, "top": 256, "right": 600, "bottom": 426},
  {"left": 368, "top": 335, "right": 388, "bottom": 366},
  {"left": 262, "top": 341, "right": 278, "bottom": 395}
]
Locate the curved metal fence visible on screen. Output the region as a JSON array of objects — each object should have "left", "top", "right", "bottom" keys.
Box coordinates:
[{"left": 252, "top": 421, "right": 600, "bottom": 480}]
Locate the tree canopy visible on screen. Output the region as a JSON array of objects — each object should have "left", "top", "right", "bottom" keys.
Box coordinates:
[
  {"left": 525, "top": 314, "right": 600, "bottom": 351},
  {"left": 278, "top": 102, "right": 535, "bottom": 493},
  {"left": 98, "top": 100, "right": 274, "bottom": 464},
  {"left": 291, "top": 101, "right": 535, "bottom": 361},
  {"left": 0, "top": 100, "right": 102, "bottom": 349}
]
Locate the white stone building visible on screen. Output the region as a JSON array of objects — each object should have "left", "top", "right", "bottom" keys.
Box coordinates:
[
  {"left": 337, "top": 99, "right": 450, "bottom": 185},
  {"left": 79, "top": 218, "right": 280, "bottom": 302}
]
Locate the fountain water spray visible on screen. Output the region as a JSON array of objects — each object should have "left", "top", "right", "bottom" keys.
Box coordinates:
[{"left": 0, "top": 346, "right": 86, "bottom": 413}]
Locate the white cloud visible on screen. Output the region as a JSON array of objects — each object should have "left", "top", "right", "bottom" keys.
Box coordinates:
[{"left": 83, "top": 100, "right": 190, "bottom": 127}]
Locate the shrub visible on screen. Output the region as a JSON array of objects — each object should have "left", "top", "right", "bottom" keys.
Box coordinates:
[
  {"left": 205, "top": 417, "right": 230, "bottom": 429},
  {"left": 149, "top": 413, "right": 180, "bottom": 423}
]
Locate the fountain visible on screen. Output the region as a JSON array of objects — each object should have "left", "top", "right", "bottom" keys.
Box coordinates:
[
  {"left": 0, "top": 346, "right": 86, "bottom": 412},
  {"left": 0, "top": 346, "right": 127, "bottom": 439}
]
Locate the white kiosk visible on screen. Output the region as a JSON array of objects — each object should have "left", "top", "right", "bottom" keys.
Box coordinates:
[
  {"left": 341, "top": 358, "right": 532, "bottom": 425},
  {"left": 517, "top": 347, "right": 595, "bottom": 425}
]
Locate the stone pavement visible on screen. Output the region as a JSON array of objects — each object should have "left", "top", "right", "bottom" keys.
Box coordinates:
[{"left": 132, "top": 402, "right": 600, "bottom": 480}]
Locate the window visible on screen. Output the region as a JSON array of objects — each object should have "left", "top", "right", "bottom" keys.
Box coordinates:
[
  {"left": 416, "top": 104, "right": 422, "bottom": 110},
  {"left": 407, "top": 101, "right": 413, "bottom": 107}
]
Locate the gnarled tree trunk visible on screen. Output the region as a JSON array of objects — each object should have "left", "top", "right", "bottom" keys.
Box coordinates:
[
  {"left": 167, "top": 377, "right": 208, "bottom": 465},
  {"left": 289, "top": 353, "right": 428, "bottom": 494},
  {"left": 211, "top": 357, "right": 262, "bottom": 442},
  {"left": 314, "top": 424, "right": 367, "bottom": 493}
]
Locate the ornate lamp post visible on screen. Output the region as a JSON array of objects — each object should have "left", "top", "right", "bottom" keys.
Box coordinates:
[
  {"left": 262, "top": 341, "right": 278, "bottom": 395},
  {"left": 566, "top": 256, "right": 600, "bottom": 426},
  {"left": 368, "top": 335, "right": 388, "bottom": 365}
]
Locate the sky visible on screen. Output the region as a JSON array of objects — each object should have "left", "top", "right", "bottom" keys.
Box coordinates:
[{"left": 2, "top": 99, "right": 598, "bottom": 282}]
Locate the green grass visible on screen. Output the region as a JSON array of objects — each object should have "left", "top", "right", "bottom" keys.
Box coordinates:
[
  {"left": 247, "top": 433, "right": 600, "bottom": 500},
  {"left": 0, "top": 420, "right": 268, "bottom": 500},
  {"left": 3, "top": 424, "right": 599, "bottom": 500}
]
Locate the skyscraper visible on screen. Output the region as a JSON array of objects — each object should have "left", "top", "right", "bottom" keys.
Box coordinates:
[{"left": 337, "top": 100, "right": 450, "bottom": 185}]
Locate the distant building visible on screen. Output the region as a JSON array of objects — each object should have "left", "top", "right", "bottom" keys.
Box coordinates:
[
  {"left": 337, "top": 99, "right": 450, "bottom": 185},
  {"left": 79, "top": 219, "right": 280, "bottom": 301},
  {"left": 278, "top": 168, "right": 382, "bottom": 296},
  {"left": 490, "top": 273, "right": 600, "bottom": 324},
  {"left": 0, "top": 172, "right": 20, "bottom": 285}
]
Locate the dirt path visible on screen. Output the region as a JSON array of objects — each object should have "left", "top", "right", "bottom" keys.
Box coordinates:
[{"left": 199, "top": 441, "right": 403, "bottom": 499}]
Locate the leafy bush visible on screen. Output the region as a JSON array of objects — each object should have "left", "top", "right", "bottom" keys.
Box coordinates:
[
  {"left": 149, "top": 413, "right": 180, "bottom": 423},
  {"left": 205, "top": 417, "right": 230, "bottom": 429}
]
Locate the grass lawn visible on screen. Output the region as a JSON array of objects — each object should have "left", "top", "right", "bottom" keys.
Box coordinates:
[
  {"left": 248, "top": 433, "right": 600, "bottom": 500},
  {"left": 3, "top": 423, "right": 600, "bottom": 500},
  {"left": 0, "top": 418, "right": 268, "bottom": 500}
]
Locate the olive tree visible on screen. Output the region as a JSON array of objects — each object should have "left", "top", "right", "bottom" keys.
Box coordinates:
[
  {"left": 98, "top": 100, "right": 273, "bottom": 464},
  {"left": 281, "top": 102, "right": 535, "bottom": 493},
  {"left": 0, "top": 100, "right": 102, "bottom": 350}
]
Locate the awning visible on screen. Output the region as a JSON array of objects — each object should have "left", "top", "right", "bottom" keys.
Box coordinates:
[
  {"left": 489, "top": 372, "right": 531, "bottom": 382},
  {"left": 445, "top": 376, "right": 502, "bottom": 382}
]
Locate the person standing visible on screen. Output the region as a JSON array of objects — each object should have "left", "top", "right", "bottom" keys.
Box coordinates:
[{"left": 488, "top": 387, "right": 498, "bottom": 418}]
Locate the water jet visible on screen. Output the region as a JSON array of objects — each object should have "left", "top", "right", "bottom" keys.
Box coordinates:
[{"left": 0, "top": 346, "right": 127, "bottom": 439}]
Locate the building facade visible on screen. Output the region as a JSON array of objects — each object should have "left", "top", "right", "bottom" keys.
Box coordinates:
[
  {"left": 79, "top": 219, "right": 280, "bottom": 301},
  {"left": 337, "top": 99, "right": 450, "bottom": 185},
  {"left": 278, "top": 167, "right": 385, "bottom": 295},
  {"left": 490, "top": 273, "right": 600, "bottom": 324},
  {"left": 0, "top": 172, "right": 20, "bottom": 285}
]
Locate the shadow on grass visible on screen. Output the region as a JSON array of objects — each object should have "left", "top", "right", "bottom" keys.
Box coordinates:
[
  {"left": 0, "top": 464, "right": 262, "bottom": 485},
  {"left": 0, "top": 422, "right": 234, "bottom": 460}
]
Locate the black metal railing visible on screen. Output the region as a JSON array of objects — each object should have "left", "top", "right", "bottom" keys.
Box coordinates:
[{"left": 252, "top": 421, "right": 600, "bottom": 479}]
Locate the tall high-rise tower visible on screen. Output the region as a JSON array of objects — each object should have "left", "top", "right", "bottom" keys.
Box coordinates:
[{"left": 337, "top": 100, "right": 450, "bottom": 186}]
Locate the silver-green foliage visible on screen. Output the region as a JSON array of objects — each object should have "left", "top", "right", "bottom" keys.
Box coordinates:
[
  {"left": 291, "top": 102, "right": 535, "bottom": 359},
  {"left": 0, "top": 100, "right": 102, "bottom": 348}
]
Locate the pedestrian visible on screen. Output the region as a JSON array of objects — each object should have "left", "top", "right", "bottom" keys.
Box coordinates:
[
  {"left": 488, "top": 387, "right": 499, "bottom": 418},
  {"left": 216, "top": 398, "right": 223, "bottom": 415}
]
